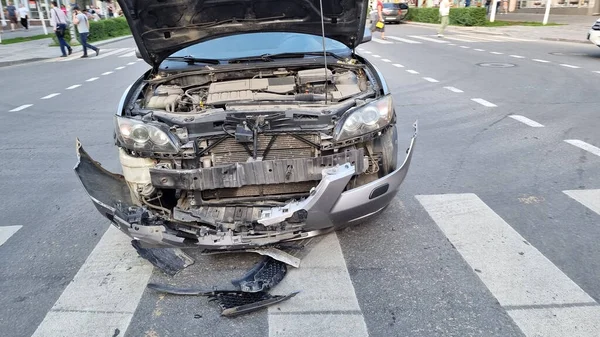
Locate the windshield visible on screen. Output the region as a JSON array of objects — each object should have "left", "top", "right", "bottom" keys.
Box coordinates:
[{"left": 164, "top": 32, "right": 350, "bottom": 63}]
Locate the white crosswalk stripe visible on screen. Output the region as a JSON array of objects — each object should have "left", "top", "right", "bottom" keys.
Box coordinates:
[
  {"left": 31, "top": 226, "right": 153, "bottom": 337},
  {"left": 0, "top": 226, "right": 22, "bottom": 247},
  {"left": 409, "top": 35, "right": 450, "bottom": 43},
  {"left": 119, "top": 51, "right": 137, "bottom": 58},
  {"left": 387, "top": 36, "right": 422, "bottom": 44},
  {"left": 563, "top": 189, "right": 600, "bottom": 216},
  {"left": 93, "top": 48, "right": 134, "bottom": 59},
  {"left": 45, "top": 48, "right": 136, "bottom": 62},
  {"left": 371, "top": 37, "right": 393, "bottom": 44},
  {"left": 416, "top": 193, "right": 600, "bottom": 337}
]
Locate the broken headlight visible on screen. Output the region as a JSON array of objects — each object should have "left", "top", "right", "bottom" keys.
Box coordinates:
[
  {"left": 334, "top": 95, "right": 393, "bottom": 142},
  {"left": 114, "top": 116, "right": 180, "bottom": 154}
]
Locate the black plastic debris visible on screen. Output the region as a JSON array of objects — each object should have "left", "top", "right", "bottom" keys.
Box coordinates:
[
  {"left": 231, "top": 255, "right": 287, "bottom": 292},
  {"left": 210, "top": 291, "right": 298, "bottom": 317},
  {"left": 131, "top": 240, "right": 194, "bottom": 276},
  {"left": 147, "top": 256, "right": 297, "bottom": 317}
]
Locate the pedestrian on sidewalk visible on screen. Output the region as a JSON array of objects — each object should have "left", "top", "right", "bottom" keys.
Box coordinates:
[
  {"left": 5, "top": 2, "right": 18, "bottom": 31},
  {"left": 485, "top": 0, "right": 491, "bottom": 15},
  {"left": 501, "top": 0, "right": 508, "bottom": 14},
  {"left": 18, "top": 4, "right": 29, "bottom": 30},
  {"left": 437, "top": 0, "right": 451, "bottom": 37},
  {"left": 369, "top": 0, "right": 386, "bottom": 40},
  {"left": 50, "top": 1, "right": 72, "bottom": 57},
  {"left": 73, "top": 6, "right": 99, "bottom": 58}
]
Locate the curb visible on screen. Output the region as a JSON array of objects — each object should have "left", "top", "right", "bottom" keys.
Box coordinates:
[
  {"left": 539, "top": 37, "right": 592, "bottom": 44},
  {"left": 0, "top": 35, "right": 133, "bottom": 69}
]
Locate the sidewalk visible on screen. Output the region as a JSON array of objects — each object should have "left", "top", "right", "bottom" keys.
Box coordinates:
[
  {"left": 407, "top": 12, "right": 599, "bottom": 44},
  {"left": 0, "top": 35, "right": 133, "bottom": 68},
  {"left": 0, "top": 25, "right": 47, "bottom": 39}
]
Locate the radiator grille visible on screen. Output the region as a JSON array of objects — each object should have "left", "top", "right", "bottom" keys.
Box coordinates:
[{"left": 210, "top": 134, "right": 318, "bottom": 165}]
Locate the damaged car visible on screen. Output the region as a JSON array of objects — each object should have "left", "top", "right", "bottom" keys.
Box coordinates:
[{"left": 75, "top": 0, "right": 417, "bottom": 255}]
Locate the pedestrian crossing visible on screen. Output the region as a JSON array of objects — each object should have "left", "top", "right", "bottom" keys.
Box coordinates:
[
  {"left": 371, "top": 33, "right": 534, "bottom": 45},
  {"left": 46, "top": 47, "right": 137, "bottom": 63},
  {"left": 2, "top": 188, "right": 600, "bottom": 336}
]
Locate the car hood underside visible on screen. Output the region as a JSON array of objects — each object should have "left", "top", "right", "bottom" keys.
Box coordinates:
[{"left": 117, "top": 0, "right": 368, "bottom": 66}]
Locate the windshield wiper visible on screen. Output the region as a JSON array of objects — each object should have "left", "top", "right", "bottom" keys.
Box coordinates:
[
  {"left": 227, "top": 51, "right": 347, "bottom": 63},
  {"left": 165, "top": 56, "right": 220, "bottom": 65}
]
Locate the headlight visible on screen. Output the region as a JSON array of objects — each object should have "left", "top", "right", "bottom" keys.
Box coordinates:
[
  {"left": 334, "top": 95, "right": 394, "bottom": 142},
  {"left": 115, "top": 116, "right": 180, "bottom": 154}
]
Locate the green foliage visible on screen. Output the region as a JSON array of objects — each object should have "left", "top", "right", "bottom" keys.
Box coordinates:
[
  {"left": 51, "top": 17, "right": 131, "bottom": 45},
  {"left": 449, "top": 7, "right": 486, "bottom": 26},
  {"left": 406, "top": 7, "right": 487, "bottom": 26},
  {"left": 0, "top": 34, "right": 50, "bottom": 45}
]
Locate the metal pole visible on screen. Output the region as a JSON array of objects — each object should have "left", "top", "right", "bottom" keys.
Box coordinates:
[
  {"left": 37, "top": 0, "right": 47, "bottom": 34},
  {"left": 542, "top": 0, "right": 551, "bottom": 25},
  {"left": 490, "top": 0, "right": 498, "bottom": 22},
  {"left": 1, "top": 0, "right": 7, "bottom": 30}
]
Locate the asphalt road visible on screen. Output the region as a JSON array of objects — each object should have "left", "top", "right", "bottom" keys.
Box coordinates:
[{"left": 1, "top": 24, "right": 599, "bottom": 337}]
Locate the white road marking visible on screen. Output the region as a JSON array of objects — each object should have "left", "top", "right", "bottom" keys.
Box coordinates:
[
  {"left": 444, "top": 86, "right": 464, "bottom": 93},
  {"left": 93, "top": 48, "right": 132, "bottom": 59},
  {"left": 357, "top": 48, "right": 364, "bottom": 51},
  {"left": 0, "top": 226, "right": 22, "bottom": 247},
  {"left": 127, "top": 62, "right": 136, "bottom": 65},
  {"left": 409, "top": 35, "right": 449, "bottom": 43},
  {"left": 363, "top": 50, "right": 372, "bottom": 54},
  {"left": 563, "top": 190, "right": 600, "bottom": 216},
  {"left": 423, "top": 77, "right": 439, "bottom": 83},
  {"left": 387, "top": 36, "right": 422, "bottom": 44},
  {"left": 460, "top": 45, "right": 471, "bottom": 49},
  {"left": 416, "top": 193, "right": 600, "bottom": 337},
  {"left": 471, "top": 98, "right": 497, "bottom": 107},
  {"left": 456, "top": 34, "right": 503, "bottom": 42},
  {"left": 118, "top": 51, "right": 136, "bottom": 58},
  {"left": 136, "top": 59, "right": 143, "bottom": 62},
  {"left": 490, "top": 51, "right": 504, "bottom": 55},
  {"left": 510, "top": 55, "right": 526, "bottom": 59},
  {"left": 564, "top": 139, "right": 600, "bottom": 157},
  {"left": 532, "top": 59, "right": 550, "bottom": 63},
  {"left": 86, "top": 77, "right": 99, "bottom": 82},
  {"left": 381, "top": 58, "right": 391, "bottom": 62},
  {"left": 406, "top": 69, "right": 419, "bottom": 74},
  {"left": 66, "top": 84, "right": 81, "bottom": 90},
  {"left": 371, "top": 54, "right": 381, "bottom": 58},
  {"left": 41, "top": 93, "right": 61, "bottom": 100},
  {"left": 57, "top": 52, "right": 84, "bottom": 62},
  {"left": 448, "top": 43, "right": 456, "bottom": 46},
  {"left": 102, "top": 71, "right": 113, "bottom": 75},
  {"left": 392, "top": 63, "right": 404, "bottom": 68},
  {"left": 268, "top": 233, "right": 368, "bottom": 337},
  {"left": 9, "top": 104, "right": 33, "bottom": 112},
  {"left": 560, "top": 64, "right": 580, "bottom": 69},
  {"left": 474, "top": 48, "right": 485, "bottom": 52},
  {"left": 115, "top": 66, "right": 126, "bottom": 70},
  {"left": 372, "top": 37, "right": 393, "bottom": 44},
  {"left": 509, "top": 115, "right": 544, "bottom": 127},
  {"left": 443, "top": 35, "right": 478, "bottom": 42},
  {"left": 31, "top": 226, "right": 153, "bottom": 337},
  {"left": 594, "top": 71, "right": 600, "bottom": 74}
]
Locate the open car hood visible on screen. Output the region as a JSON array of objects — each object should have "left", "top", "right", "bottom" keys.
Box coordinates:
[{"left": 117, "top": 0, "right": 368, "bottom": 67}]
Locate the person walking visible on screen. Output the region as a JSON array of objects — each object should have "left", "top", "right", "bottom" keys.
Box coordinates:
[
  {"left": 73, "top": 6, "right": 99, "bottom": 58},
  {"left": 50, "top": 1, "right": 72, "bottom": 57},
  {"left": 5, "top": 2, "right": 18, "bottom": 31},
  {"left": 18, "top": 3, "right": 28, "bottom": 30},
  {"left": 369, "top": 0, "right": 386, "bottom": 40},
  {"left": 437, "top": 0, "right": 451, "bottom": 37}
]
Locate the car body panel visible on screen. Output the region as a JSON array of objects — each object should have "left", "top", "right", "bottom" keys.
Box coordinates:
[{"left": 116, "top": 0, "right": 369, "bottom": 67}]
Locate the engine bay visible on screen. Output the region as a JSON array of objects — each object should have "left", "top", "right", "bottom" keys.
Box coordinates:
[{"left": 142, "top": 66, "right": 370, "bottom": 114}]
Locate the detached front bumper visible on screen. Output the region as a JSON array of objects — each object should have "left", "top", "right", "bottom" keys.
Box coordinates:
[{"left": 74, "top": 122, "right": 417, "bottom": 250}]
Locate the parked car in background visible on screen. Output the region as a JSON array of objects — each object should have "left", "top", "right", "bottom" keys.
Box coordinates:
[
  {"left": 588, "top": 18, "right": 600, "bottom": 47},
  {"left": 369, "top": 2, "right": 409, "bottom": 24}
]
